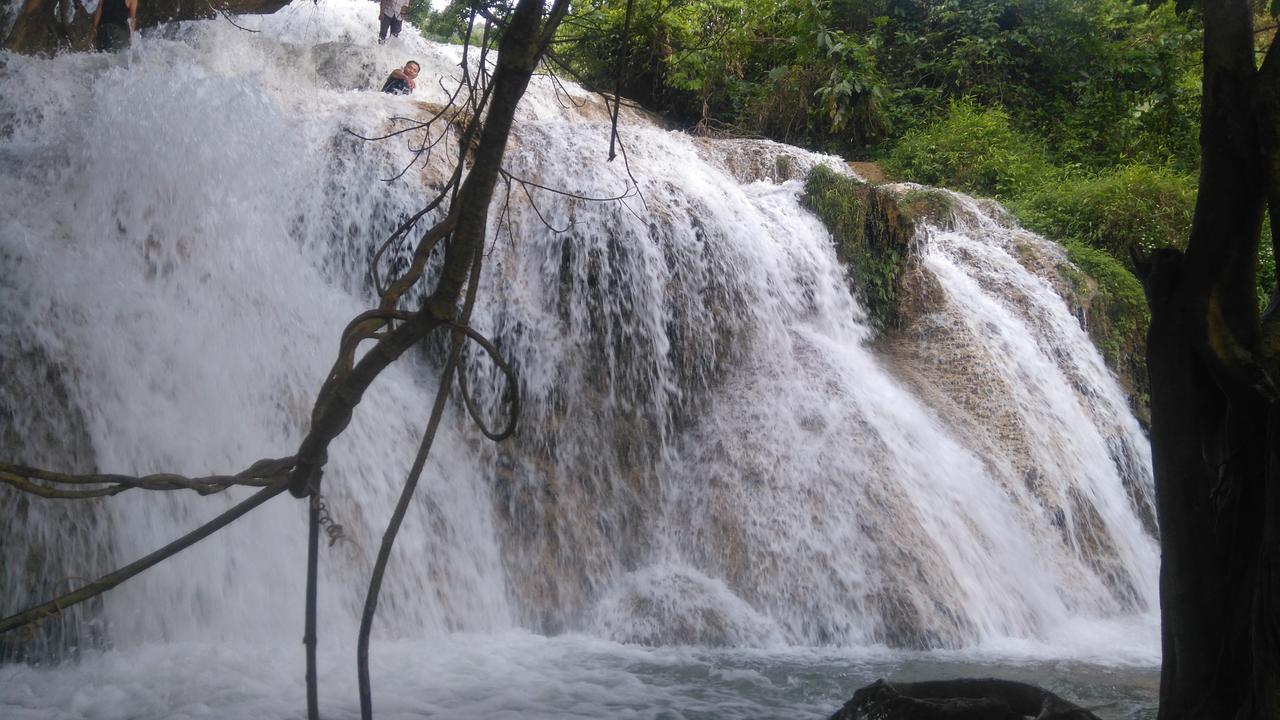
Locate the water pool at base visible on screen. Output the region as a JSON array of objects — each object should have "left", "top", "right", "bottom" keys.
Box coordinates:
[{"left": 2, "top": 632, "right": 1158, "bottom": 720}]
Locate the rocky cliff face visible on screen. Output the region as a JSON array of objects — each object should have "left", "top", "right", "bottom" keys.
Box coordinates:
[
  {"left": 0, "top": 348, "right": 112, "bottom": 661},
  {"left": 803, "top": 167, "right": 1150, "bottom": 430},
  {"left": 802, "top": 167, "right": 1157, "bottom": 616}
]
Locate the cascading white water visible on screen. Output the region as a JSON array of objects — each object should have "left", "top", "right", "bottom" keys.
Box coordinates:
[
  {"left": 0, "top": 1, "right": 522, "bottom": 649},
  {"left": 1, "top": 1, "right": 1160, "bottom": 717}
]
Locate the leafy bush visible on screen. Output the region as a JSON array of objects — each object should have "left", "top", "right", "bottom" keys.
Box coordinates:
[
  {"left": 553, "top": 0, "right": 1202, "bottom": 166},
  {"left": 864, "top": 0, "right": 1201, "bottom": 168},
  {"left": 881, "top": 100, "right": 1054, "bottom": 198},
  {"left": 1014, "top": 163, "right": 1195, "bottom": 257},
  {"left": 1013, "top": 0, "right": 1201, "bottom": 170}
]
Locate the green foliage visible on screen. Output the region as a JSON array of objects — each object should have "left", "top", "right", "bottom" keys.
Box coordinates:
[
  {"left": 1014, "top": 164, "right": 1196, "bottom": 258},
  {"left": 803, "top": 165, "right": 869, "bottom": 248},
  {"left": 553, "top": 0, "right": 1202, "bottom": 167},
  {"left": 1033, "top": 1, "right": 1201, "bottom": 169},
  {"left": 808, "top": 25, "right": 888, "bottom": 140},
  {"left": 408, "top": 0, "right": 475, "bottom": 44},
  {"left": 557, "top": 0, "right": 890, "bottom": 152},
  {"left": 556, "top": 0, "right": 772, "bottom": 119},
  {"left": 1062, "top": 242, "right": 1148, "bottom": 351},
  {"left": 1260, "top": 215, "right": 1276, "bottom": 311},
  {"left": 881, "top": 100, "right": 1054, "bottom": 197},
  {"left": 868, "top": 0, "right": 1202, "bottom": 169}
]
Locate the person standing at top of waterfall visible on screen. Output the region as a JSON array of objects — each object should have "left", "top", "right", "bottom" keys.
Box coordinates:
[
  {"left": 378, "top": 0, "right": 411, "bottom": 44},
  {"left": 381, "top": 61, "right": 420, "bottom": 95},
  {"left": 92, "top": 0, "right": 137, "bottom": 51}
]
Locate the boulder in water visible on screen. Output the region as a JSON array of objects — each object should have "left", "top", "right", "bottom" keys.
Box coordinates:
[{"left": 828, "top": 678, "right": 1101, "bottom": 720}]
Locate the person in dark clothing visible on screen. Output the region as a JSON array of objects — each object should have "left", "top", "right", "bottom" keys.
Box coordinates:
[
  {"left": 92, "top": 0, "right": 136, "bottom": 52},
  {"left": 378, "top": 0, "right": 410, "bottom": 44},
  {"left": 381, "top": 61, "right": 420, "bottom": 95}
]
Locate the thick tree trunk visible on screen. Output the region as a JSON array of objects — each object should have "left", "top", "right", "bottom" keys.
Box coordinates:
[
  {"left": 1141, "top": 1, "right": 1280, "bottom": 718},
  {"left": 1145, "top": 258, "right": 1275, "bottom": 718},
  {"left": 3, "top": 0, "right": 290, "bottom": 54}
]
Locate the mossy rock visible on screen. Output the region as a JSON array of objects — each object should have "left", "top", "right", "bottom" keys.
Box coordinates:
[
  {"left": 803, "top": 164, "right": 925, "bottom": 331},
  {"left": 0, "top": 348, "right": 111, "bottom": 662},
  {"left": 898, "top": 188, "right": 956, "bottom": 230},
  {"left": 1057, "top": 242, "right": 1151, "bottom": 425}
]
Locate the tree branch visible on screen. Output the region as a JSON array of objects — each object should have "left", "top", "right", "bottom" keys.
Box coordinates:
[
  {"left": 0, "top": 456, "right": 294, "bottom": 498},
  {"left": 1, "top": 481, "right": 289, "bottom": 635}
]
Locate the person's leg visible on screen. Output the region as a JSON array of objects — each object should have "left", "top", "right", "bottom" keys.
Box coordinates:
[
  {"left": 379, "top": 14, "right": 392, "bottom": 42},
  {"left": 113, "top": 24, "right": 131, "bottom": 49},
  {"left": 390, "top": 16, "right": 402, "bottom": 38},
  {"left": 96, "top": 24, "right": 130, "bottom": 52}
]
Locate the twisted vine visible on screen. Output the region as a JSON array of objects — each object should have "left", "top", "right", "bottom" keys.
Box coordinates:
[{"left": 0, "top": 456, "right": 294, "bottom": 499}]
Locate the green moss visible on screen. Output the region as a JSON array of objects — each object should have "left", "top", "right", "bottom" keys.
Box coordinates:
[
  {"left": 802, "top": 164, "right": 915, "bottom": 330},
  {"left": 899, "top": 189, "right": 955, "bottom": 228},
  {"left": 1060, "top": 240, "right": 1151, "bottom": 418},
  {"left": 775, "top": 154, "right": 794, "bottom": 181}
]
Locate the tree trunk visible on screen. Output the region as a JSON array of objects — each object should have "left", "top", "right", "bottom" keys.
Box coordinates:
[{"left": 1140, "top": 1, "right": 1280, "bottom": 718}]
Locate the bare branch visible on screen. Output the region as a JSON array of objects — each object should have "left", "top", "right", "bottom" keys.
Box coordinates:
[
  {"left": 209, "top": 1, "right": 261, "bottom": 33},
  {"left": 608, "top": 0, "right": 636, "bottom": 161},
  {"left": 1, "top": 481, "right": 289, "bottom": 636},
  {"left": 453, "top": 321, "right": 520, "bottom": 441}
]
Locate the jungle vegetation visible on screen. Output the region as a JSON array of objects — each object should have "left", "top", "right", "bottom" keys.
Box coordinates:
[{"left": 412, "top": 0, "right": 1271, "bottom": 311}]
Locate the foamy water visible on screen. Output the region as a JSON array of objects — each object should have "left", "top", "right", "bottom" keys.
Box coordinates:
[{"left": 1, "top": 631, "right": 1158, "bottom": 720}]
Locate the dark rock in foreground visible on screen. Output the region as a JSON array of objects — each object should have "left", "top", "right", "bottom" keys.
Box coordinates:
[{"left": 829, "top": 678, "right": 1102, "bottom": 720}]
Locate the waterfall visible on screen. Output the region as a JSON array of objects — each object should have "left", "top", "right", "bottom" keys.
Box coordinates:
[{"left": 0, "top": 1, "right": 1158, "bottom": 716}]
